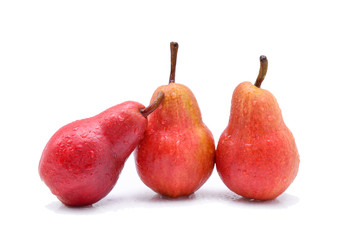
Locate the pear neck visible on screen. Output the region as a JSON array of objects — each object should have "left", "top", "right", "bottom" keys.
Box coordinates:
[
  {"left": 228, "top": 83, "right": 284, "bottom": 135},
  {"left": 149, "top": 84, "right": 202, "bottom": 129}
]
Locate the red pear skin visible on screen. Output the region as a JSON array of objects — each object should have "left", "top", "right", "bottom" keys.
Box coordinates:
[
  {"left": 216, "top": 57, "right": 299, "bottom": 200},
  {"left": 135, "top": 42, "right": 215, "bottom": 198},
  {"left": 39, "top": 94, "right": 164, "bottom": 206}
]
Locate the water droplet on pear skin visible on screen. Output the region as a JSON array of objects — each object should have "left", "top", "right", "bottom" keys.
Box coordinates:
[
  {"left": 170, "top": 92, "right": 177, "bottom": 99},
  {"left": 80, "top": 132, "right": 89, "bottom": 138},
  {"left": 75, "top": 144, "right": 82, "bottom": 150},
  {"left": 118, "top": 115, "right": 124, "bottom": 121},
  {"left": 52, "top": 189, "right": 61, "bottom": 195}
]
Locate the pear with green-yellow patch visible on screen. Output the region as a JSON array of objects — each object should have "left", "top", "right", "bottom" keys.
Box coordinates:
[{"left": 135, "top": 42, "right": 215, "bottom": 198}]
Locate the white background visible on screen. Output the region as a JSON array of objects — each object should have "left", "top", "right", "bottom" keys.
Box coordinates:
[{"left": 1, "top": 0, "right": 339, "bottom": 239}]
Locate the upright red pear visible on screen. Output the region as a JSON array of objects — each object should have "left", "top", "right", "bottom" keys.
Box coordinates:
[
  {"left": 135, "top": 42, "right": 215, "bottom": 198},
  {"left": 216, "top": 56, "right": 299, "bottom": 200},
  {"left": 39, "top": 92, "right": 164, "bottom": 206}
]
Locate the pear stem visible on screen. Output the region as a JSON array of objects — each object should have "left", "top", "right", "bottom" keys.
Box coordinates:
[
  {"left": 140, "top": 91, "right": 165, "bottom": 118},
  {"left": 254, "top": 55, "right": 268, "bottom": 88},
  {"left": 169, "top": 42, "right": 179, "bottom": 84}
]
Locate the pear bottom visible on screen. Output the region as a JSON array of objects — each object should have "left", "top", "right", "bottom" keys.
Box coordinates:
[
  {"left": 216, "top": 130, "right": 299, "bottom": 201},
  {"left": 135, "top": 128, "right": 215, "bottom": 198}
]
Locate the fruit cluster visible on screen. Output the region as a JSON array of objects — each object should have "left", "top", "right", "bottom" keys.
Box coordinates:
[{"left": 39, "top": 42, "right": 300, "bottom": 206}]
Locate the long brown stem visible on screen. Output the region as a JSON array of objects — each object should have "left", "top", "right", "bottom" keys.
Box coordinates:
[
  {"left": 140, "top": 91, "right": 165, "bottom": 117},
  {"left": 254, "top": 55, "right": 268, "bottom": 88},
  {"left": 169, "top": 42, "right": 179, "bottom": 83}
]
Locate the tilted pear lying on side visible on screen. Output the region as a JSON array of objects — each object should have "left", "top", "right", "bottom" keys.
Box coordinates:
[
  {"left": 135, "top": 42, "right": 215, "bottom": 198},
  {"left": 216, "top": 56, "right": 299, "bottom": 200},
  {"left": 39, "top": 92, "right": 164, "bottom": 206}
]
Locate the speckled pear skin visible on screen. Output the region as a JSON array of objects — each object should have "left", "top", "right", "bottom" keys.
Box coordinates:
[
  {"left": 39, "top": 101, "right": 148, "bottom": 206},
  {"left": 216, "top": 82, "right": 299, "bottom": 200},
  {"left": 135, "top": 83, "right": 215, "bottom": 198}
]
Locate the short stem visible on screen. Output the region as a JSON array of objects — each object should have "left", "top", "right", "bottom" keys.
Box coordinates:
[
  {"left": 140, "top": 91, "right": 165, "bottom": 118},
  {"left": 169, "top": 42, "right": 179, "bottom": 83},
  {"left": 254, "top": 55, "right": 268, "bottom": 88}
]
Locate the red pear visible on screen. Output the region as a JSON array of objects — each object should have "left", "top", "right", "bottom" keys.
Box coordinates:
[
  {"left": 216, "top": 56, "right": 299, "bottom": 200},
  {"left": 39, "top": 92, "right": 164, "bottom": 206},
  {"left": 135, "top": 42, "right": 215, "bottom": 198}
]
